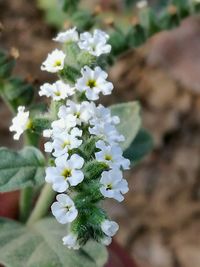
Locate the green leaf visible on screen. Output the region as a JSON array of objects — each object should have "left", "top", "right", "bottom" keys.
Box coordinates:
[
  {"left": 0, "top": 146, "right": 45, "bottom": 192},
  {"left": 109, "top": 30, "right": 129, "bottom": 57},
  {"left": 0, "top": 217, "right": 108, "bottom": 267},
  {"left": 61, "top": 0, "right": 80, "bottom": 13},
  {"left": 0, "top": 50, "right": 15, "bottom": 80},
  {"left": 31, "top": 116, "right": 52, "bottom": 134},
  {"left": 2, "top": 77, "right": 34, "bottom": 112},
  {"left": 126, "top": 25, "right": 146, "bottom": 48},
  {"left": 124, "top": 128, "right": 153, "bottom": 165},
  {"left": 110, "top": 101, "right": 141, "bottom": 151},
  {"left": 37, "top": 0, "right": 66, "bottom": 28},
  {"left": 71, "top": 10, "right": 96, "bottom": 31}
]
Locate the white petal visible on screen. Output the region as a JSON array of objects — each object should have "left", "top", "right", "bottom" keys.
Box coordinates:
[{"left": 68, "top": 170, "right": 84, "bottom": 186}]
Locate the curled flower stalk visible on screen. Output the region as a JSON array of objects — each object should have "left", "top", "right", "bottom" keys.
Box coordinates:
[{"left": 9, "top": 27, "right": 130, "bottom": 249}]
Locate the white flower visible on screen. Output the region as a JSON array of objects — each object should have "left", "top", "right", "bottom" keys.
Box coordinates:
[
  {"left": 100, "top": 169, "right": 129, "bottom": 202},
  {"left": 78, "top": 29, "right": 111, "bottom": 57},
  {"left": 76, "top": 66, "right": 113, "bottom": 101},
  {"left": 9, "top": 106, "right": 30, "bottom": 140},
  {"left": 90, "top": 104, "right": 120, "bottom": 126},
  {"left": 46, "top": 127, "right": 82, "bottom": 157},
  {"left": 41, "top": 49, "right": 66, "bottom": 73},
  {"left": 136, "top": 0, "right": 148, "bottom": 9},
  {"left": 95, "top": 140, "right": 130, "bottom": 170},
  {"left": 89, "top": 122, "right": 125, "bottom": 144},
  {"left": 51, "top": 194, "right": 78, "bottom": 224},
  {"left": 45, "top": 154, "right": 84, "bottom": 192},
  {"left": 101, "top": 220, "right": 119, "bottom": 237},
  {"left": 53, "top": 27, "right": 79, "bottom": 43},
  {"left": 39, "top": 80, "right": 75, "bottom": 101},
  {"left": 101, "top": 236, "right": 112, "bottom": 246},
  {"left": 51, "top": 114, "right": 77, "bottom": 136},
  {"left": 58, "top": 100, "right": 93, "bottom": 125},
  {"left": 63, "top": 233, "right": 80, "bottom": 250}
]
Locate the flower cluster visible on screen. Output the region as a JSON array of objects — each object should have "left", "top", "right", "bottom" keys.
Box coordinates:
[{"left": 10, "top": 27, "right": 130, "bottom": 249}]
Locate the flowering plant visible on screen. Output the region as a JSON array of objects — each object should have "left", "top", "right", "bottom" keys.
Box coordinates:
[{"left": 0, "top": 27, "right": 152, "bottom": 266}]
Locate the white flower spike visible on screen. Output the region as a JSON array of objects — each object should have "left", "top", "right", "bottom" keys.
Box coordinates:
[
  {"left": 76, "top": 66, "right": 113, "bottom": 101},
  {"left": 51, "top": 194, "right": 78, "bottom": 224},
  {"left": 9, "top": 106, "right": 30, "bottom": 140},
  {"left": 40, "top": 27, "right": 131, "bottom": 248},
  {"left": 100, "top": 169, "right": 129, "bottom": 202},
  {"left": 53, "top": 27, "right": 79, "bottom": 43},
  {"left": 41, "top": 49, "right": 66, "bottom": 73}
]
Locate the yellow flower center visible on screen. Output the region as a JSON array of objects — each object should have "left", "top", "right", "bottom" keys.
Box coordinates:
[
  {"left": 54, "top": 60, "right": 61, "bottom": 67},
  {"left": 64, "top": 205, "right": 72, "bottom": 211},
  {"left": 26, "top": 119, "right": 32, "bottom": 130},
  {"left": 104, "top": 154, "right": 112, "bottom": 161},
  {"left": 62, "top": 140, "right": 70, "bottom": 148},
  {"left": 55, "top": 91, "right": 61, "bottom": 96},
  {"left": 74, "top": 111, "right": 81, "bottom": 118},
  {"left": 87, "top": 79, "right": 96, "bottom": 88},
  {"left": 106, "top": 184, "right": 112, "bottom": 191},
  {"left": 62, "top": 168, "right": 72, "bottom": 179}
]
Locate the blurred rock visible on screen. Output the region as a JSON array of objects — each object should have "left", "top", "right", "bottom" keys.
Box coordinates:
[{"left": 148, "top": 16, "right": 200, "bottom": 93}]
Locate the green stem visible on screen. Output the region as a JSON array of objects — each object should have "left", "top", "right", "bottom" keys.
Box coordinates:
[
  {"left": 19, "top": 132, "right": 40, "bottom": 222},
  {"left": 27, "top": 184, "right": 56, "bottom": 226},
  {"left": 19, "top": 187, "right": 33, "bottom": 222}
]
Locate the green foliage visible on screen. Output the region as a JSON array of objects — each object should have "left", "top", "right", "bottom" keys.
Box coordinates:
[
  {"left": 71, "top": 10, "right": 96, "bottom": 32},
  {"left": 0, "top": 217, "right": 108, "bottom": 267},
  {"left": 139, "top": 8, "right": 161, "bottom": 37},
  {"left": 110, "top": 101, "right": 141, "bottom": 151},
  {"left": 0, "top": 51, "right": 15, "bottom": 79},
  {"left": 0, "top": 146, "right": 45, "bottom": 192},
  {"left": 83, "top": 161, "right": 108, "bottom": 182},
  {"left": 78, "top": 137, "right": 98, "bottom": 161},
  {"left": 61, "top": 0, "right": 80, "bottom": 13},
  {"left": 2, "top": 77, "right": 34, "bottom": 112},
  {"left": 109, "top": 30, "right": 129, "bottom": 57},
  {"left": 37, "top": 0, "right": 66, "bottom": 28},
  {"left": 126, "top": 24, "right": 146, "bottom": 48},
  {"left": 0, "top": 50, "right": 35, "bottom": 112},
  {"left": 31, "top": 116, "right": 51, "bottom": 134},
  {"left": 59, "top": 65, "right": 80, "bottom": 84},
  {"left": 124, "top": 128, "right": 154, "bottom": 165},
  {"left": 71, "top": 206, "right": 106, "bottom": 245}
]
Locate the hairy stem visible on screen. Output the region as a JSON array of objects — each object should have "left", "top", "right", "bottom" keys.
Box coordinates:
[{"left": 27, "top": 184, "right": 56, "bottom": 226}]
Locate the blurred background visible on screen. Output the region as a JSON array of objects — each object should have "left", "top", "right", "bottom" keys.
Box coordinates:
[{"left": 1, "top": 1, "right": 200, "bottom": 267}]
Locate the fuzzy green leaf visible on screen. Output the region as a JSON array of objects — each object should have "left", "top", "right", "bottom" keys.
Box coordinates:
[
  {"left": 124, "top": 128, "right": 153, "bottom": 165},
  {"left": 0, "top": 146, "right": 45, "bottom": 192},
  {"left": 2, "top": 77, "right": 34, "bottom": 111},
  {"left": 0, "top": 217, "right": 108, "bottom": 267},
  {"left": 110, "top": 101, "right": 141, "bottom": 151}
]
